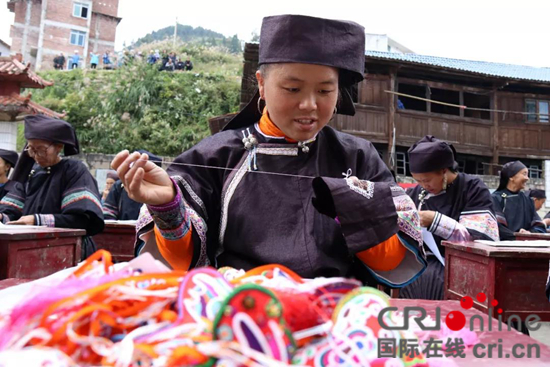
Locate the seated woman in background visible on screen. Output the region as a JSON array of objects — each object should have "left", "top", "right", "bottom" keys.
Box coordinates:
[
  {"left": 492, "top": 161, "right": 546, "bottom": 240},
  {"left": 401, "top": 135, "right": 499, "bottom": 300},
  {"left": 0, "top": 149, "right": 19, "bottom": 201},
  {"left": 101, "top": 171, "right": 119, "bottom": 204},
  {"left": 0, "top": 115, "right": 105, "bottom": 259}
]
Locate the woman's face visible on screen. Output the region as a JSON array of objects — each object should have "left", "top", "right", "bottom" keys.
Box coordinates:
[
  {"left": 105, "top": 178, "right": 116, "bottom": 192},
  {"left": 256, "top": 63, "right": 339, "bottom": 142},
  {"left": 26, "top": 139, "right": 63, "bottom": 167},
  {"left": 412, "top": 170, "right": 446, "bottom": 195},
  {"left": 510, "top": 168, "right": 529, "bottom": 190},
  {"left": 0, "top": 158, "right": 10, "bottom": 178}
]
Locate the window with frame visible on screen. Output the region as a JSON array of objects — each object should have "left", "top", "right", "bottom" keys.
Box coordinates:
[
  {"left": 396, "top": 82, "right": 490, "bottom": 119},
  {"left": 73, "top": 2, "right": 89, "bottom": 19},
  {"left": 476, "top": 161, "right": 486, "bottom": 175},
  {"left": 456, "top": 160, "right": 466, "bottom": 173},
  {"left": 70, "top": 30, "right": 86, "bottom": 47},
  {"left": 397, "top": 83, "right": 427, "bottom": 111},
  {"left": 529, "top": 165, "right": 542, "bottom": 179},
  {"left": 396, "top": 152, "right": 408, "bottom": 176},
  {"left": 526, "top": 99, "right": 549, "bottom": 123}
]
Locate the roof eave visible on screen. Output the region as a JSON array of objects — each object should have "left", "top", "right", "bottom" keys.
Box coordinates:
[{"left": 365, "top": 56, "right": 550, "bottom": 86}]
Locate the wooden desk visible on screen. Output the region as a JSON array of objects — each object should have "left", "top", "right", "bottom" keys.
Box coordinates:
[
  {"left": 93, "top": 221, "right": 136, "bottom": 263},
  {"left": 514, "top": 232, "right": 550, "bottom": 241},
  {"left": 0, "top": 227, "right": 84, "bottom": 280},
  {"left": 0, "top": 278, "right": 31, "bottom": 290},
  {"left": 391, "top": 299, "right": 550, "bottom": 366},
  {"left": 443, "top": 241, "right": 550, "bottom": 322}
]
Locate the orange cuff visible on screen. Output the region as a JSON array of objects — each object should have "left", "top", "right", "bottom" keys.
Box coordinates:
[
  {"left": 356, "top": 234, "right": 406, "bottom": 272},
  {"left": 154, "top": 226, "right": 194, "bottom": 270}
]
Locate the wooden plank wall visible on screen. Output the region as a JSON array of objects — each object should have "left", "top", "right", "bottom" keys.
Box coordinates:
[
  {"left": 240, "top": 43, "right": 550, "bottom": 160},
  {"left": 498, "top": 92, "right": 550, "bottom": 159}
]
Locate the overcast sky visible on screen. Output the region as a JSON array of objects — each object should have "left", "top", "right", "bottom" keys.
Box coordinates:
[{"left": 2, "top": 0, "right": 550, "bottom": 67}]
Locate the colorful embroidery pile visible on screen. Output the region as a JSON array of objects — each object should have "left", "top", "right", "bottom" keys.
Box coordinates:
[{"left": 0, "top": 251, "right": 433, "bottom": 366}]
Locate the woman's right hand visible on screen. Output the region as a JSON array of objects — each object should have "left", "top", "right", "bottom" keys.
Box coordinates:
[{"left": 111, "top": 150, "right": 175, "bottom": 206}]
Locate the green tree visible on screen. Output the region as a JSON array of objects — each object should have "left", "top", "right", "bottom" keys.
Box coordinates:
[{"left": 31, "top": 49, "right": 241, "bottom": 156}]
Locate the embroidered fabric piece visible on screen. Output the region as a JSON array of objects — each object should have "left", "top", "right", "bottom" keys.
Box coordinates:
[
  {"left": 61, "top": 188, "right": 102, "bottom": 210},
  {"left": 345, "top": 178, "right": 374, "bottom": 199},
  {"left": 391, "top": 189, "right": 423, "bottom": 245},
  {"left": 172, "top": 175, "right": 208, "bottom": 220},
  {"left": 185, "top": 202, "right": 209, "bottom": 267},
  {"left": 39, "top": 214, "right": 55, "bottom": 228},
  {"left": 429, "top": 212, "right": 457, "bottom": 240},
  {"left": 0, "top": 195, "right": 24, "bottom": 212},
  {"left": 256, "top": 147, "right": 298, "bottom": 156},
  {"left": 102, "top": 202, "right": 118, "bottom": 218},
  {"left": 147, "top": 180, "right": 190, "bottom": 240},
  {"left": 459, "top": 210, "right": 499, "bottom": 242},
  {"left": 219, "top": 158, "right": 249, "bottom": 247},
  {"left": 495, "top": 212, "right": 508, "bottom": 226},
  {"left": 136, "top": 204, "right": 153, "bottom": 234}
]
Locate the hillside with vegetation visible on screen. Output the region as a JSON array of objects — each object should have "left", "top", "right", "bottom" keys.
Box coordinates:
[
  {"left": 131, "top": 24, "right": 242, "bottom": 54},
  {"left": 28, "top": 41, "right": 242, "bottom": 156}
]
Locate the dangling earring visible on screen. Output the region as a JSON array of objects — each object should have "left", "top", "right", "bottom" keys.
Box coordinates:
[
  {"left": 442, "top": 174, "right": 448, "bottom": 191},
  {"left": 257, "top": 97, "right": 264, "bottom": 115}
]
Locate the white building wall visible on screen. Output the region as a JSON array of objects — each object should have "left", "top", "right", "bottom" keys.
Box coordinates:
[
  {"left": 365, "top": 34, "right": 389, "bottom": 52},
  {"left": 0, "top": 121, "right": 19, "bottom": 151},
  {"left": 0, "top": 42, "right": 10, "bottom": 56}
]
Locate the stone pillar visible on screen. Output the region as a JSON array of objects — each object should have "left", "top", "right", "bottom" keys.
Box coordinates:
[
  {"left": 35, "top": 0, "right": 48, "bottom": 71},
  {"left": 21, "top": 0, "right": 33, "bottom": 63}
]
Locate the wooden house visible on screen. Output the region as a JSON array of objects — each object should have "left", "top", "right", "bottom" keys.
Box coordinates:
[{"left": 238, "top": 43, "right": 550, "bottom": 180}]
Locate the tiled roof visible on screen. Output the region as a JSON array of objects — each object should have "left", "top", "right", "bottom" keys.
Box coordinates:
[
  {"left": 0, "top": 93, "right": 64, "bottom": 118},
  {"left": 366, "top": 51, "right": 550, "bottom": 83},
  {"left": 0, "top": 56, "right": 53, "bottom": 88}
]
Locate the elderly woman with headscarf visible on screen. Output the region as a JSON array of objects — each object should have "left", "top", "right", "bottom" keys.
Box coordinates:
[
  {"left": 0, "top": 115, "right": 105, "bottom": 259},
  {"left": 492, "top": 161, "right": 546, "bottom": 240},
  {"left": 400, "top": 135, "right": 499, "bottom": 300},
  {"left": 108, "top": 15, "right": 427, "bottom": 287},
  {"left": 101, "top": 171, "right": 119, "bottom": 204},
  {"left": 0, "top": 149, "right": 19, "bottom": 201}
]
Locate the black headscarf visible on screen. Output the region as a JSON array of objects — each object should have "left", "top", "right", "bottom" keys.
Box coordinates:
[
  {"left": 0, "top": 149, "right": 18, "bottom": 168},
  {"left": 529, "top": 189, "right": 546, "bottom": 199},
  {"left": 24, "top": 115, "right": 80, "bottom": 156},
  {"left": 407, "top": 135, "right": 457, "bottom": 174},
  {"left": 497, "top": 161, "right": 527, "bottom": 191},
  {"left": 106, "top": 171, "right": 119, "bottom": 181},
  {"left": 11, "top": 115, "right": 80, "bottom": 184},
  {"left": 225, "top": 14, "right": 366, "bottom": 131}
]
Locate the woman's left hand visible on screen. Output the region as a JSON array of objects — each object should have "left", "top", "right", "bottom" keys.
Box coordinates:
[
  {"left": 8, "top": 215, "right": 35, "bottom": 226},
  {"left": 419, "top": 210, "right": 436, "bottom": 228}
]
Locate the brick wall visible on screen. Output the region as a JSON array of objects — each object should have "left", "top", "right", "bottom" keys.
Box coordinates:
[
  {"left": 92, "top": 0, "right": 119, "bottom": 18},
  {"left": 89, "top": 14, "right": 118, "bottom": 43},
  {"left": 9, "top": 0, "right": 119, "bottom": 70}
]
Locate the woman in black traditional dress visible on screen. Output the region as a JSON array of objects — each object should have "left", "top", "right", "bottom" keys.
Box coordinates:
[
  {"left": 0, "top": 149, "right": 19, "bottom": 201},
  {"left": 0, "top": 115, "right": 105, "bottom": 259},
  {"left": 110, "top": 15, "right": 428, "bottom": 287},
  {"left": 401, "top": 135, "right": 499, "bottom": 300},
  {"left": 492, "top": 161, "right": 546, "bottom": 240}
]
